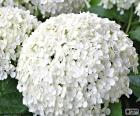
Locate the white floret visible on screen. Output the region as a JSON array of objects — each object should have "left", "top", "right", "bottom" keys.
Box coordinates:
[
  {"left": 16, "top": 12, "right": 138, "bottom": 116},
  {"left": 0, "top": 7, "right": 39, "bottom": 80}
]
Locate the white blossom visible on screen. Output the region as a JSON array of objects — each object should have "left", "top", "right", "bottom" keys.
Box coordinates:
[
  {"left": 0, "top": 7, "right": 39, "bottom": 80},
  {"left": 99, "top": 0, "right": 140, "bottom": 19},
  {"left": 31, "top": 0, "right": 90, "bottom": 17},
  {"left": 0, "top": 0, "right": 90, "bottom": 17},
  {"left": 16, "top": 12, "right": 138, "bottom": 116},
  {"left": 99, "top": 0, "right": 136, "bottom": 14}
]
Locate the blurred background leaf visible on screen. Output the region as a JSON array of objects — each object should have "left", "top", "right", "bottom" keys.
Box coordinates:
[
  {"left": 129, "top": 26, "right": 140, "bottom": 42},
  {"left": 109, "top": 102, "right": 122, "bottom": 116},
  {"left": 129, "top": 75, "right": 140, "bottom": 100},
  {"left": 90, "top": 0, "right": 101, "bottom": 6},
  {"left": 0, "top": 77, "right": 31, "bottom": 115}
]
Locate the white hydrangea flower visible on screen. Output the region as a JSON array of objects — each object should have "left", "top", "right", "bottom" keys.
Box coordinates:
[
  {"left": 16, "top": 12, "right": 138, "bottom": 116},
  {"left": 0, "top": 0, "right": 31, "bottom": 12},
  {"left": 0, "top": 7, "right": 39, "bottom": 80},
  {"left": 0, "top": 0, "right": 90, "bottom": 17},
  {"left": 99, "top": 0, "right": 136, "bottom": 14},
  {"left": 30, "top": 0, "right": 90, "bottom": 17},
  {"left": 99, "top": 0, "right": 140, "bottom": 18}
]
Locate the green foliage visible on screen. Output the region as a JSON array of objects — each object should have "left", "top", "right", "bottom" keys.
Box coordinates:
[
  {"left": 129, "top": 26, "right": 140, "bottom": 42},
  {"left": 0, "top": 78, "right": 29, "bottom": 114},
  {"left": 109, "top": 103, "right": 122, "bottom": 116},
  {"left": 129, "top": 75, "right": 140, "bottom": 101}
]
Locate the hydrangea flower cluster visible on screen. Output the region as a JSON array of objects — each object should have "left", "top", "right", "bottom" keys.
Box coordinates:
[
  {"left": 99, "top": 0, "right": 140, "bottom": 17},
  {"left": 99, "top": 0, "right": 135, "bottom": 14},
  {"left": 0, "top": 7, "right": 39, "bottom": 80},
  {"left": 0, "top": 0, "right": 90, "bottom": 17},
  {"left": 16, "top": 12, "right": 138, "bottom": 116},
  {"left": 30, "top": 0, "right": 90, "bottom": 17}
]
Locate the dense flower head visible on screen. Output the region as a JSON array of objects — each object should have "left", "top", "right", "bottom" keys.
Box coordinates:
[
  {"left": 0, "top": 0, "right": 90, "bottom": 17},
  {"left": 31, "top": 0, "right": 90, "bottom": 17},
  {"left": 16, "top": 12, "right": 138, "bottom": 116},
  {"left": 0, "top": 7, "right": 39, "bottom": 80}
]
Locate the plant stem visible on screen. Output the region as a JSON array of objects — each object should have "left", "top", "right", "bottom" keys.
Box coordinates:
[{"left": 126, "top": 7, "right": 133, "bottom": 34}]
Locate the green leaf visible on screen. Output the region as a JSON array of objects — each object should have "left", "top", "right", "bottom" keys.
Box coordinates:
[
  {"left": 0, "top": 78, "right": 28, "bottom": 114},
  {"left": 129, "top": 75, "right": 140, "bottom": 98},
  {"left": 136, "top": 97, "right": 140, "bottom": 102},
  {"left": 133, "top": 41, "right": 140, "bottom": 55},
  {"left": 90, "top": 0, "right": 101, "bottom": 6},
  {"left": 87, "top": 6, "right": 130, "bottom": 23},
  {"left": 109, "top": 102, "right": 122, "bottom": 116},
  {"left": 129, "top": 75, "right": 140, "bottom": 86},
  {"left": 129, "top": 26, "right": 140, "bottom": 42}
]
